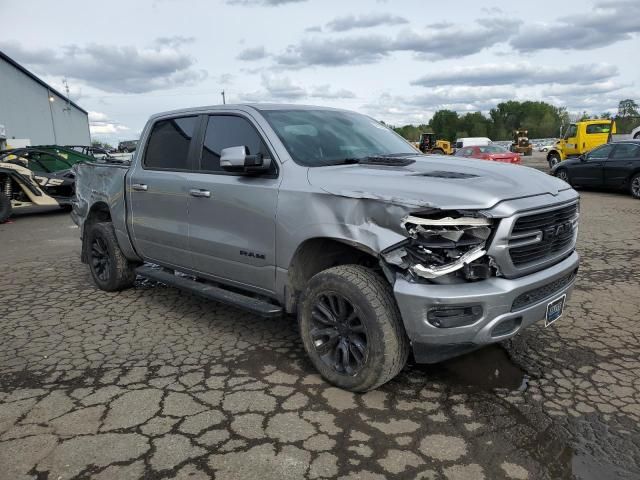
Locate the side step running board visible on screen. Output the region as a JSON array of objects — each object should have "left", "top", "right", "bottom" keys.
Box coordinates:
[{"left": 135, "top": 266, "right": 283, "bottom": 318}]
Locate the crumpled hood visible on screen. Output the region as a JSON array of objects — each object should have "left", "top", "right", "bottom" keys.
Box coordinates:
[{"left": 307, "top": 155, "right": 572, "bottom": 211}]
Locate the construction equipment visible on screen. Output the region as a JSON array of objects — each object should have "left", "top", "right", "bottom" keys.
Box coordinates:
[
  {"left": 510, "top": 129, "right": 533, "bottom": 156},
  {"left": 546, "top": 119, "right": 616, "bottom": 167},
  {"left": 416, "top": 132, "right": 452, "bottom": 155}
]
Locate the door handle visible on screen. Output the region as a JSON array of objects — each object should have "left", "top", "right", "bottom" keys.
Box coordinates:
[
  {"left": 189, "top": 189, "right": 211, "bottom": 198},
  {"left": 132, "top": 183, "right": 148, "bottom": 191}
]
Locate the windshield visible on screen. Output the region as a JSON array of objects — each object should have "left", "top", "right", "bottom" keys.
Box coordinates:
[
  {"left": 260, "top": 109, "right": 417, "bottom": 166},
  {"left": 478, "top": 145, "right": 508, "bottom": 153}
]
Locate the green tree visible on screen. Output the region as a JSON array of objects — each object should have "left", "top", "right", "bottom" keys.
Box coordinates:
[
  {"left": 429, "top": 110, "right": 459, "bottom": 142},
  {"left": 618, "top": 99, "right": 639, "bottom": 117},
  {"left": 457, "top": 112, "right": 490, "bottom": 138}
]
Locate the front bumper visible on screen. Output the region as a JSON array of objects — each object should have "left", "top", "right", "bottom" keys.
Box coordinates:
[{"left": 393, "top": 251, "right": 579, "bottom": 363}]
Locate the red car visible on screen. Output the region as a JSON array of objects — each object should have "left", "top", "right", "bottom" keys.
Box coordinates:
[{"left": 454, "top": 145, "right": 521, "bottom": 164}]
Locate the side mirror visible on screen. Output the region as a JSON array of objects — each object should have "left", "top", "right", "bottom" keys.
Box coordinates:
[
  {"left": 220, "top": 145, "right": 271, "bottom": 174},
  {"left": 579, "top": 154, "right": 586, "bottom": 162}
]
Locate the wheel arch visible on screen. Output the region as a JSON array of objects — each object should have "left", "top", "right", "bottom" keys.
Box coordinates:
[
  {"left": 626, "top": 168, "right": 640, "bottom": 185},
  {"left": 284, "top": 237, "right": 381, "bottom": 314},
  {"left": 547, "top": 149, "right": 562, "bottom": 162}
]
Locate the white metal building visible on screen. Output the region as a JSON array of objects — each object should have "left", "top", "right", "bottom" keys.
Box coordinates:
[{"left": 0, "top": 50, "right": 90, "bottom": 148}]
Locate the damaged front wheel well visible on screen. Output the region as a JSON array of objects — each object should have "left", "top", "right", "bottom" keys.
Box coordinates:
[{"left": 286, "top": 238, "right": 379, "bottom": 314}]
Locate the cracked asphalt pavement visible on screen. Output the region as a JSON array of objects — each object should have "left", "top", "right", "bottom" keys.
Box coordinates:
[{"left": 1, "top": 189, "right": 639, "bottom": 480}]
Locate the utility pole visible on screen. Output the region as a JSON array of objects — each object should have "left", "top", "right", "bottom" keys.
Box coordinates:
[
  {"left": 221, "top": 90, "right": 226, "bottom": 105},
  {"left": 63, "top": 79, "right": 71, "bottom": 112}
]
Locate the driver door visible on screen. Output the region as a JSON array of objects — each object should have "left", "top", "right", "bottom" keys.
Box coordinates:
[
  {"left": 572, "top": 144, "right": 614, "bottom": 186},
  {"left": 563, "top": 124, "right": 580, "bottom": 157},
  {"left": 186, "top": 114, "right": 281, "bottom": 294}
]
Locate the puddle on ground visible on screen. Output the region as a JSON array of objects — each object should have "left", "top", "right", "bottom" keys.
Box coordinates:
[{"left": 412, "top": 344, "right": 531, "bottom": 391}]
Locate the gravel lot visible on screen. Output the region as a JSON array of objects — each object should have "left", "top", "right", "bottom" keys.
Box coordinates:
[{"left": 1, "top": 161, "right": 639, "bottom": 479}]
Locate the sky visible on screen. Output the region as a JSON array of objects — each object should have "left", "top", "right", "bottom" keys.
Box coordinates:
[{"left": 1, "top": 0, "right": 638, "bottom": 145}]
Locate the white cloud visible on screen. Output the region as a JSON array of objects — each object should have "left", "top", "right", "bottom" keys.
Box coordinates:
[
  {"left": 411, "top": 63, "right": 619, "bottom": 87},
  {"left": 88, "top": 111, "right": 129, "bottom": 135},
  {"left": 0, "top": 40, "right": 207, "bottom": 93}
]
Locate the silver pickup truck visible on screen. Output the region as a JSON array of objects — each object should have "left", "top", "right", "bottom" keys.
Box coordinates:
[{"left": 72, "top": 104, "right": 580, "bottom": 391}]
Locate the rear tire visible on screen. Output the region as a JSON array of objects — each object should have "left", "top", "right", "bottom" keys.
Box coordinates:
[
  {"left": 0, "top": 194, "right": 11, "bottom": 223},
  {"left": 298, "top": 265, "right": 409, "bottom": 392},
  {"left": 630, "top": 173, "right": 640, "bottom": 199},
  {"left": 86, "top": 222, "right": 137, "bottom": 291},
  {"left": 433, "top": 148, "right": 444, "bottom": 155}
]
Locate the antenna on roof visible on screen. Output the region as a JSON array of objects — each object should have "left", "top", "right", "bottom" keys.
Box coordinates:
[
  {"left": 63, "top": 79, "right": 71, "bottom": 112},
  {"left": 221, "top": 90, "right": 226, "bottom": 105}
]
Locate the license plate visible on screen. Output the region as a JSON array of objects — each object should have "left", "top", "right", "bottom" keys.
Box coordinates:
[{"left": 545, "top": 295, "right": 566, "bottom": 327}]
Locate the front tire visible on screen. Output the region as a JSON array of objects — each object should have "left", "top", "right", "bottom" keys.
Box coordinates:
[
  {"left": 298, "top": 265, "right": 409, "bottom": 392},
  {"left": 86, "top": 222, "right": 137, "bottom": 291},
  {"left": 0, "top": 194, "right": 12, "bottom": 223},
  {"left": 630, "top": 173, "right": 640, "bottom": 199},
  {"left": 556, "top": 168, "right": 570, "bottom": 185},
  {"left": 548, "top": 153, "right": 561, "bottom": 168}
]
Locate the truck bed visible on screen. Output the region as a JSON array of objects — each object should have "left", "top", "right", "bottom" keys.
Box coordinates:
[{"left": 72, "top": 160, "right": 132, "bottom": 256}]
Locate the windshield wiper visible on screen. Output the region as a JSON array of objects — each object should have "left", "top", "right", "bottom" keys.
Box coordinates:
[{"left": 325, "top": 154, "right": 416, "bottom": 167}]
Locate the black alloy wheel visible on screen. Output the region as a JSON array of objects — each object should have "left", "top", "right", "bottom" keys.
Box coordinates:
[
  {"left": 90, "top": 235, "right": 111, "bottom": 282},
  {"left": 631, "top": 174, "right": 640, "bottom": 199},
  {"left": 310, "top": 292, "right": 368, "bottom": 376},
  {"left": 556, "top": 169, "right": 570, "bottom": 184}
]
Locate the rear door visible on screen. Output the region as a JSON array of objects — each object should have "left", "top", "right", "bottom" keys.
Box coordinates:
[
  {"left": 571, "top": 143, "right": 614, "bottom": 186},
  {"left": 128, "top": 115, "right": 199, "bottom": 267},
  {"left": 186, "top": 114, "right": 281, "bottom": 293},
  {"left": 605, "top": 143, "right": 640, "bottom": 187}
]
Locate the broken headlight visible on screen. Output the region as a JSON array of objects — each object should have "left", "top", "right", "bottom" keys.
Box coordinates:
[{"left": 382, "top": 212, "right": 496, "bottom": 281}]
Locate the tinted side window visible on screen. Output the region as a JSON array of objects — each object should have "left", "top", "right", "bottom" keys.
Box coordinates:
[
  {"left": 144, "top": 116, "right": 198, "bottom": 170},
  {"left": 586, "top": 123, "right": 612, "bottom": 134},
  {"left": 610, "top": 143, "right": 640, "bottom": 159},
  {"left": 201, "top": 115, "right": 272, "bottom": 172},
  {"left": 588, "top": 144, "right": 614, "bottom": 159}
]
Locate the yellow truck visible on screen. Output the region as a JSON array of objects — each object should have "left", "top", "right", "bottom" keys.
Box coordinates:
[{"left": 547, "top": 119, "right": 616, "bottom": 167}]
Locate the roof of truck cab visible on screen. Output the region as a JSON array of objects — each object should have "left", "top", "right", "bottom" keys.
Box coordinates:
[{"left": 148, "top": 103, "right": 349, "bottom": 120}]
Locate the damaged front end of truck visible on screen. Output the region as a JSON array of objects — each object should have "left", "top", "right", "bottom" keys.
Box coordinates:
[{"left": 381, "top": 211, "right": 499, "bottom": 284}]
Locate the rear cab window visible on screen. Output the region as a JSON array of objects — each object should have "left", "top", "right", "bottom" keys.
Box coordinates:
[
  {"left": 586, "top": 123, "right": 612, "bottom": 134},
  {"left": 143, "top": 116, "right": 199, "bottom": 170}
]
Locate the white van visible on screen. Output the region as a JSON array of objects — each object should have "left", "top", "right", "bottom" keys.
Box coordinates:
[{"left": 455, "top": 137, "right": 492, "bottom": 149}]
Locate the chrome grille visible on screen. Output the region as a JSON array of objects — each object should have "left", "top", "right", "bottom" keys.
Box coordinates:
[{"left": 508, "top": 203, "right": 578, "bottom": 267}]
